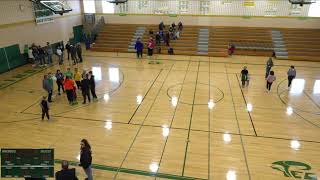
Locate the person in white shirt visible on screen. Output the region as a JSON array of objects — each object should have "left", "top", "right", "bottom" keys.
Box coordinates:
[
  {"left": 57, "top": 48, "right": 63, "bottom": 65},
  {"left": 28, "top": 48, "right": 35, "bottom": 66}
]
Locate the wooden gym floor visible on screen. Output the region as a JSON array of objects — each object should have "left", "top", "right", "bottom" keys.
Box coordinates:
[{"left": 0, "top": 51, "right": 319, "bottom": 180}]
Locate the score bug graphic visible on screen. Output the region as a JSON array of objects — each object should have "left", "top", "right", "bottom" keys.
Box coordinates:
[{"left": 1, "top": 149, "right": 54, "bottom": 178}]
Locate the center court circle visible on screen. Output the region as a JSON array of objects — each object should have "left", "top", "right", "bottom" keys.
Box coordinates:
[{"left": 167, "top": 82, "right": 224, "bottom": 105}]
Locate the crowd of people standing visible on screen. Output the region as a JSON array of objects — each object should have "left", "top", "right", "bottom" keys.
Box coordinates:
[
  {"left": 28, "top": 41, "right": 83, "bottom": 67},
  {"left": 240, "top": 57, "right": 297, "bottom": 92},
  {"left": 134, "top": 21, "right": 183, "bottom": 63},
  {"left": 41, "top": 67, "right": 98, "bottom": 119}
]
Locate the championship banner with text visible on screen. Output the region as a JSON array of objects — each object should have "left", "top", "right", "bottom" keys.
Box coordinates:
[{"left": 32, "top": 2, "right": 54, "bottom": 25}]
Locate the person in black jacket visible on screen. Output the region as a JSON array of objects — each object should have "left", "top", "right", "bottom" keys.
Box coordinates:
[
  {"left": 81, "top": 74, "right": 91, "bottom": 104},
  {"left": 80, "top": 139, "right": 93, "bottom": 180},
  {"left": 88, "top": 71, "right": 97, "bottom": 100},
  {"left": 76, "top": 43, "right": 83, "bottom": 63},
  {"left": 38, "top": 46, "right": 46, "bottom": 66},
  {"left": 55, "top": 160, "right": 78, "bottom": 180},
  {"left": 70, "top": 45, "right": 78, "bottom": 65},
  {"left": 65, "top": 42, "right": 71, "bottom": 60},
  {"left": 40, "top": 96, "right": 50, "bottom": 120}
]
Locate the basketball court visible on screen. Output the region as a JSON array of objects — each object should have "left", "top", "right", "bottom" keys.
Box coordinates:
[
  {"left": 0, "top": 51, "right": 319, "bottom": 179},
  {"left": 0, "top": 0, "right": 320, "bottom": 179}
]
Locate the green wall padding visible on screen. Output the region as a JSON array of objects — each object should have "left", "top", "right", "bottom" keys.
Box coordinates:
[
  {"left": 0, "top": 48, "right": 9, "bottom": 74},
  {"left": 4, "top": 44, "right": 25, "bottom": 69},
  {"left": 73, "top": 25, "right": 84, "bottom": 43}
]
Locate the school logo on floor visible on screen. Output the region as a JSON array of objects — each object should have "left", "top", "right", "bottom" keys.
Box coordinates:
[{"left": 271, "top": 161, "right": 318, "bottom": 180}]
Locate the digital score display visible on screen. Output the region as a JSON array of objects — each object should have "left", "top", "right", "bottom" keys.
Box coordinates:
[{"left": 1, "top": 149, "right": 54, "bottom": 178}]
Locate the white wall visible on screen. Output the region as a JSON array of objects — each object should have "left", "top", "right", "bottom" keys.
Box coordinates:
[
  {"left": 94, "top": 0, "right": 314, "bottom": 17},
  {"left": 99, "top": 14, "right": 320, "bottom": 29},
  {"left": 0, "top": 0, "right": 83, "bottom": 51}
]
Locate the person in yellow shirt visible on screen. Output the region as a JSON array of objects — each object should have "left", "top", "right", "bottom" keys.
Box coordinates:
[{"left": 74, "top": 67, "right": 82, "bottom": 90}]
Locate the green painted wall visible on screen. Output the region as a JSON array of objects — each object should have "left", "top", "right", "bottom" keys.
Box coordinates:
[
  {"left": 0, "top": 44, "right": 25, "bottom": 74},
  {"left": 73, "top": 25, "right": 84, "bottom": 44}
]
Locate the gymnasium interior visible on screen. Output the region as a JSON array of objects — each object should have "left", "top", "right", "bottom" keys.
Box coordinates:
[{"left": 0, "top": 0, "right": 319, "bottom": 179}]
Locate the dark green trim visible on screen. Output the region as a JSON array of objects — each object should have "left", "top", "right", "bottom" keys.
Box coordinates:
[
  {"left": 54, "top": 159, "right": 206, "bottom": 180},
  {"left": 0, "top": 66, "right": 46, "bottom": 90}
]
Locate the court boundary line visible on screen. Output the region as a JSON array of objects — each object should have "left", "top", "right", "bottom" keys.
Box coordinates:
[
  {"left": 83, "top": 54, "right": 320, "bottom": 69},
  {"left": 166, "top": 82, "right": 225, "bottom": 106},
  {"left": 11, "top": 113, "right": 320, "bottom": 144},
  {"left": 276, "top": 79, "right": 320, "bottom": 128},
  {"left": 113, "top": 64, "right": 175, "bottom": 179},
  {"left": 225, "top": 64, "right": 252, "bottom": 180},
  {"left": 181, "top": 61, "right": 201, "bottom": 176},
  {"left": 156, "top": 60, "right": 191, "bottom": 178},
  {"left": 278, "top": 90, "right": 320, "bottom": 115},
  {"left": 235, "top": 74, "right": 258, "bottom": 136},
  {"left": 207, "top": 61, "right": 212, "bottom": 180},
  {"left": 18, "top": 110, "right": 320, "bottom": 143},
  {"left": 54, "top": 159, "right": 207, "bottom": 180},
  {"left": 127, "top": 68, "right": 164, "bottom": 124},
  {"left": 303, "top": 91, "right": 320, "bottom": 110}
]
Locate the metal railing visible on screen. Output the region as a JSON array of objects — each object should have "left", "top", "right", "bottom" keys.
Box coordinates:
[{"left": 91, "top": 17, "right": 105, "bottom": 39}]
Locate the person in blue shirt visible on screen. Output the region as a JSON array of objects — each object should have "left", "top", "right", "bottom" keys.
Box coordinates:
[{"left": 135, "top": 38, "right": 144, "bottom": 59}]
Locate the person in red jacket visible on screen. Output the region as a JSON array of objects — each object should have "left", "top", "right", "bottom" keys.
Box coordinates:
[
  {"left": 147, "top": 37, "right": 155, "bottom": 64},
  {"left": 63, "top": 76, "right": 76, "bottom": 105}
]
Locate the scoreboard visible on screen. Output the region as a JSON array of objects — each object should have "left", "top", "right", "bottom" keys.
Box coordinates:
[{"left": 1, "top": 149, "right": 54, "bottom": 178}]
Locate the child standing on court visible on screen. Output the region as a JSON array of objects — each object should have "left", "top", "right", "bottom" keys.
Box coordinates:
[
  {"left": 74, "top": 68, "right": 82, "bottom": 90},
  {"left": 65, "top": 68, "right": 73, "bottom": 79},
  {"left": 55, "top": 70, "right": 65, "bottom": 95},
  {"left": 265, "top": 57, "right": 274, "bottom": 78},
  {"left": 40, "top": 96, "right": 50, "bottom": 120},
  {"left": 240, "top": 66, "right": 249, "bottom": 88},
  {"left": 147, "top": 37, "right": 155, "bottom": 64},
  {"left": 64, "top": 76, "right": 76, "bottom": 105},
  {"left": 266, "top": 71, "right": 276, "bottom": 92},
  {"left": 287, "top": 66, "right": 296, "bottom": 89},
  {"left": 134, "top": 38, "right": 144, "bottom": 59}
]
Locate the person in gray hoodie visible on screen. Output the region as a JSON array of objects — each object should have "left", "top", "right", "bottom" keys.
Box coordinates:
[
  {"left": 287, "top": 66, "right": 296, "bottom": 88},
  {"left": 265, "top": 57, "right": 274, "bottom": 78},
  {"left": 42, "top": 75, "right": 53, "bottom": 102},
  {"left": 46, "top": 42, "right": 53, "bottom": 64}
]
